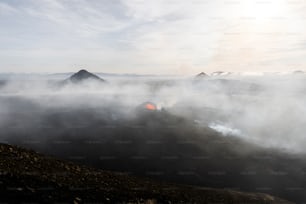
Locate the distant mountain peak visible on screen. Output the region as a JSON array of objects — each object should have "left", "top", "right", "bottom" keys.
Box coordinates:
[
  {"left": 292, "top": 70, "right": 304, "bottom": 75},
  {"left": 195, "top": 72, "right": 208, "bottom": 78},
  {"left": 68, "top": 69, "right": 105, "bottom": 83},
  {"left": 211, "top": 71, "right": 231, "bottom": 76},
  {"left": 77, "top": 69, "right": 90, "bottom": 74}
]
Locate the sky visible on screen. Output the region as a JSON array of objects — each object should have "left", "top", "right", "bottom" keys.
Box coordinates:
[{"left": 1, "top": 0, "right": 306, "bottom": 75}]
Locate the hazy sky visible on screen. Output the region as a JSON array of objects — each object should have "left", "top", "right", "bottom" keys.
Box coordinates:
[{"left": 1, "top": 0, "right": 306, "bottom": 74}]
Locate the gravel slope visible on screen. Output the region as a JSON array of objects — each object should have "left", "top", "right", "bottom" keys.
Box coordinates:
[{"left": 0, "top": 143, "right": 294, "bottom": 203}]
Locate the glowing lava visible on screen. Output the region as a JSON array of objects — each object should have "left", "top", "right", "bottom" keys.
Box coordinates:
[{"left": 145, "top": 103, "right": 157, "bottom": 111}]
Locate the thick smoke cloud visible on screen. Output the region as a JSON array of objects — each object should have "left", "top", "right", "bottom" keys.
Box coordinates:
[
  {"left": 1, "top": 74, "right": 306, "bottom": 153},
  {"left": 1, "top": 74, "right": 306, "bottom": 152},
  {"left": 1, "top": 74, "right": 306, "bottom": 203}
]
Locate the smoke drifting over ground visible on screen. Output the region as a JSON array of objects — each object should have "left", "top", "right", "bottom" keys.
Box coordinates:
[
  {"left": 2, "top": 73, "right": 304, "bottom": 151},
  {"left": 1, "top": 72, "right": 306, "bottom": 203}
]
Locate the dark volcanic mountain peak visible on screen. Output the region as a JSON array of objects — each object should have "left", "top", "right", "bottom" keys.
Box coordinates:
[
  {"left": 69, "top": 69, "right": 105, "bottom": 83},
  {"left": 195, "top": 72, "right": 208, "bottom": 78}
]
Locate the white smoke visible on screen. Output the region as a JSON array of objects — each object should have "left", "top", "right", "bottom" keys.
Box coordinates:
[
  {"left": 209, "top": 123, "right": 242, "bottom": 137},
  {"left": 1, "top": 73, "right": 306, "bottom": 153}
]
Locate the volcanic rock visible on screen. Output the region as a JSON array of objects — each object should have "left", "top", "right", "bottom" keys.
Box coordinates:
[{"left": 0, "top": 143, "right": 293, "bottom": 203}]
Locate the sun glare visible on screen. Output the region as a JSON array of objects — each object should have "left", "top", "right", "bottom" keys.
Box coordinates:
[{"left": 241, "top": 0, "right": 286, "bottom": 21}]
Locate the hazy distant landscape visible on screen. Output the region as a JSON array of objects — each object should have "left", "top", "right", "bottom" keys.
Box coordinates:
[
  {"left": 0, "top": 70, "right": 306, "bottom": 203},
  {"left": 3, "top": 0, "right": 306, "bottom": 202}
]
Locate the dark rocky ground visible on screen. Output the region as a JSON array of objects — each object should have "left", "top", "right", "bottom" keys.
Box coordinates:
[
  {"left": 0, "top": 143, "right": 293, "bottom": 203},
  {"left": 1, "top": 101, "right": 306, "bottom": 203}
]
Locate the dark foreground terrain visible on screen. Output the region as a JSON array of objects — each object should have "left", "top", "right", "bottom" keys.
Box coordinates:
[
  {"left": 0, "top": 143, "right": 293, "bottom": 203},
  {"left": 2, "top": 100, "right": 306, "bottom": 203}
]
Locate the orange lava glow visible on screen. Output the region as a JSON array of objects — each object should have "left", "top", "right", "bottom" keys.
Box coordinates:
[{"left": 145, "top": 103, "right": 157, "bottom": 111}]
